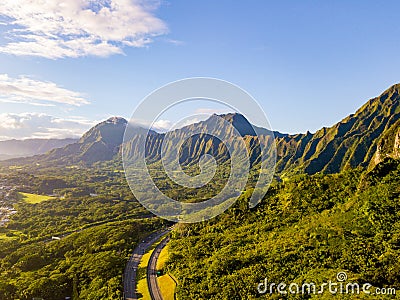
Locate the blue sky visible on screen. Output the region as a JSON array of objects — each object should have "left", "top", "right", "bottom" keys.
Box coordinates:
[{"left": 0, "top": 1, "right": 399, "bottom": 140}]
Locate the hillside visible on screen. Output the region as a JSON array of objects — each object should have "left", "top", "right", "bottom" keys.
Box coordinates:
[
  {"left": 166, "top": 159, "right": 400, "bottom": 299},
  {"left": 0, "top": 84, "right": 399, "bottom": 299}
]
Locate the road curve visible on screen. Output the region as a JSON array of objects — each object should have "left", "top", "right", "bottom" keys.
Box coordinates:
[
  {"left": 124, "top": 229, "right": 171, "bottom": 300},
  {"left": 147, "top": 236, "right": 170, "bottom": 300}
]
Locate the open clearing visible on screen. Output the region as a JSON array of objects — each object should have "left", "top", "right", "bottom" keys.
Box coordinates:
[
  {"left": 136, "top": 245, "right": 156, "bottom": 300},
  {"left": 156, "top": 244, "right": 177, "bottom": 300},
  {"left": 18, "top": 192, "right": 55, "bottom": 204},
  {"left": 157, "top": 274, "right": 176, "bottom": 300}
]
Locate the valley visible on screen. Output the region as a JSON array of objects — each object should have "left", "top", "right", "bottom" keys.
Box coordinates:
[{"left": 0, "top": 83, "right": 398, "bottom": 299}]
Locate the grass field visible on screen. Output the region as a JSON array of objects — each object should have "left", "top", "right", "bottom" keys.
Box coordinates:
[
  {"left": 157, "top": 274, "right": 176, "bottom": 300},
  {"left": 8, "top": 166, "right": 23, "bottom": 170},
  {"left": 156, "top": 244, "right": 177, "bottom": 300},
  {"left": 18, "top": 192, "right": 55, "bottom": 204},
  {"left": 156, "top": 244, "right": 169, "bottom": 270},
  {"left": 136, "top": 277, "right": 151, "bottom": 300},
  {"left": 136, "top": 246, "right": 157, "bottom": 300},
  {"left": 136, "top": 238, "right": 177, "bottom": 300}
]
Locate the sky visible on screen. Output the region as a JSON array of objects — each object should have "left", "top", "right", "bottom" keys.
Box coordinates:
[{"left": 0, "top": 0, "right": 399, "bottom": 140}]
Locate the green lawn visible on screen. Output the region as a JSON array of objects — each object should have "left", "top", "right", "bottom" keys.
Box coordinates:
[
  {"left": 156, "top": 244, "right": 169, "bottom": 270},
  {"left": 18, "top": 192, "right": 55, "bottom": 204},
  {"left": 156, "top": 244, "right": 177, "bottom": 300},
  {"left": 157, "top": 274, "right": 176, "bottom": 300},
  {"left": 136, "top": 237, "right": 173, "bottom": 300},
  {"left": 8, "top": 166, "right": 23, "bottom": 170},
  {"left": 136, "top": 277, "right": 151, "bottom": 300},
  {"left": 136, "top": 247, "right": 156, "bottom": 300}
]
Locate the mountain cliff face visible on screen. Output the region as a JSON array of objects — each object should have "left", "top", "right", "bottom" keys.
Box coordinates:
[
  {"left": 371, "top": 118, "right": 400, "bottom": 166},
  {"left": 3, "top": 84, "right": 399, "bottom": 174},
  {"left": 274, "top": 83, "right": 400, "bottom": 175},
  {"left": 121, "top": 112, "right": 278, "bottom": 168}
]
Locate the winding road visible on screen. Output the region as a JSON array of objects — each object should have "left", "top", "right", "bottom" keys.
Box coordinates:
[
  {"left": 147, "top": 236, "right": 170, "bottom": 300},
  {"left": 123, "top": 228, "right": 171, "bottom": 300}
]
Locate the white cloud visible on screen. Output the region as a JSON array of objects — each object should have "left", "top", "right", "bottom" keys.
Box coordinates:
[
  {"left": 151, "top": 116, "right": 209, "bottom": 132},
  {"left": 164, "top": 38, "right": 185, "bottom": 46},
  {"left": 151, "top": 119, "right": 173, "bottom": 131},
  {"left": 0, "top": 0, "right": 168, "bottom": 59},
  {"left": 0, "top": 74, "right": 89, "bottom": 106},
  {"left": 134, "top": 113, "right": 230, "bottom": 133},
  {"left": 0, "top": 113, "right": 96, "bottom": 140},
  {"left": 127, "top": 118, "right": 173, "bottom": 132}
]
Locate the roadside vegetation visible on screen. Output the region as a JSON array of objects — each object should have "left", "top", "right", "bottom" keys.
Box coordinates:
[
  {"left": 136, "top": 236, "right": 174, "bottom": 300},
  {"left": 136, "top": 245, "right": 156, "bottom": 300},
  {"left": 157, "top": 274, "right": 176, "bottom": 300},
  {"left": 156, "top": 244, "right": 177, "bottom": 300},
  {"left": 0, "top": 218, "right": 164, "bottom": 299}
]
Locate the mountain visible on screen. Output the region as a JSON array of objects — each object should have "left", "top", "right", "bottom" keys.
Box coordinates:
[
  {"left": 274, "top": 83, "right": 400, "bottom": 175},
  {"left": 122, "top": 113, "right": 280, "bottom": 166},
  {"left": 122, "top": 84, "right": 399, "bottom": 174},
  {"left": 37, "top": 117, "right": 128, "bottom": 164},
  {"left": 2, "top": 84, "right": 399, "bottom": 174},
  {"left": 0, "top": 138, "right": 77, "bottom": 160}
]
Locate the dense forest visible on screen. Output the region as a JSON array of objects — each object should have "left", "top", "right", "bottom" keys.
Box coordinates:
[{"left": 166, "top": 159, "right": 400, "bottom": 299}]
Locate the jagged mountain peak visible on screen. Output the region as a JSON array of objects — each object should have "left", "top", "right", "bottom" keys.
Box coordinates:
[
  {"left": 211, "top": 112, "right": 246, "bottom": 121},
  {"left": 383, "top": 82, "right": 400, "bottom": 95},
  {"left": 201, "top": 112, "right": 271, "bottom": 137},
  {"left": 106, "top": 116, "right": 128, "bottom": 125},
  {"left": 80, "top": 116, "right": 127, "bottom": 143},
  {"left": 208, "top": 112, "right": 253, "bottom": 126}
]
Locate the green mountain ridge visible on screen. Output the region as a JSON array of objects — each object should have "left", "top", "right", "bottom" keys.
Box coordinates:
[
  {"left": 2, "top": 84, "right": 399, "bottom": 176},
  {"left": 274, "top": 83, "right": 400, "bottom": 175}
]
